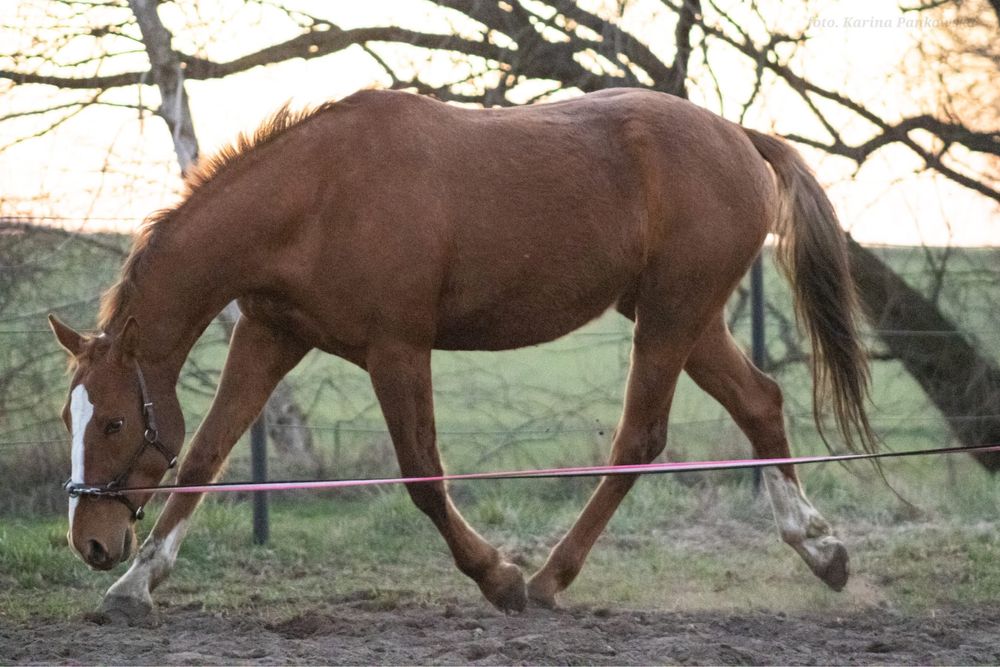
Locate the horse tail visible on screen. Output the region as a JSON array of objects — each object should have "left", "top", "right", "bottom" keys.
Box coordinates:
[{"left": 743, "top": 128, "right": 877, "bottom": 455}]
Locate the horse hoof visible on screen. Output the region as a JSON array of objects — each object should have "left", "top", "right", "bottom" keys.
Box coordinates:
[
  {"left": 480, "top": 561, "right": 527, "bottom": 613},
  {"left": 525, "top": 574, "right": 559, "bottom": 609},
  {"left": 816, "top": 540, "right": 850, "bottom": 592},
  {"left": 99, "top": 593, "right": 154, "bottom": 626}
]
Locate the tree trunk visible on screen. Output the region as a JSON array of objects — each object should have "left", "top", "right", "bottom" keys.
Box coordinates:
[
  {"left": 127, "top": 0, "right": 199, "bottom": 172},
  {"left": 848, "top": 237, "right": 1000, "bottom": 472}
]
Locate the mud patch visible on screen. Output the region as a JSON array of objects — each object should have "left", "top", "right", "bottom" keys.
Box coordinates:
[{"left": 3, "top": 593, "right": 1000, "bottom": 665}]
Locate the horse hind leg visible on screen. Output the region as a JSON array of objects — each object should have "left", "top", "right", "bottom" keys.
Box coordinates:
[
  {"left": 366, "top": 340, "right": 526, "bottom": 612},
  {"left": 684, "top": 318, "right": 849, "bottom": 590},
  {"left": 527, "top": 311, "right": 699, "bottom": 608}
]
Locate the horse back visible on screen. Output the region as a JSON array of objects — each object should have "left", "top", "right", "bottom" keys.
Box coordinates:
[{"left": 280, "top": 89, "right": 770, "bottom": 351}]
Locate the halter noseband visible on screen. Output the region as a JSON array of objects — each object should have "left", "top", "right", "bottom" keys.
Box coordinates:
[{"left": 64, "top": 360, "right": 177, "bottom": 521}]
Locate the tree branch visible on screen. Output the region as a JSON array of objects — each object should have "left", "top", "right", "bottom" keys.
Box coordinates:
[
  {"left": 127, "top": 0, "right": 198, "bottom": 171},
  {"left": 689, "top": 11, "right": 1000, "bottom": 202}
]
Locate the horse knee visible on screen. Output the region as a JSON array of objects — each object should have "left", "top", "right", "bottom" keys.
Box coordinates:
[
  {"left": 405, "top": 483, "right": 449, "bottom": 522},
  {"left": 614, "top": 418, "right": 668, "bottom": 463},
  {"left": 175, "top": 447, "right": 224, "bottom": 483}
]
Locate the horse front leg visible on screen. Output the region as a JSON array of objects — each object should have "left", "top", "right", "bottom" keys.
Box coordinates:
[
  {"left": 100, "top": 316, "right": 309, "bottom": 623},
  {"left": 367, "top": 341, "right": 527, "bottom": 612}
]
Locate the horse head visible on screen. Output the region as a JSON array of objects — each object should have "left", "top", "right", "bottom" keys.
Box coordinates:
[{"left": 49, "top": 315, "right": 183, "bottom": 571}]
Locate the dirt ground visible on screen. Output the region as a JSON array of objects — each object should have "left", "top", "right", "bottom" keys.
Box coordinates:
[{"left": 3, "top": 591, "right": 999, "bottom": 665}]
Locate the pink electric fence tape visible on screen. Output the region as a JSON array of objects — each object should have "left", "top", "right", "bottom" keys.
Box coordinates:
[{"left": 114, "top": 442, "right": 1000, "bottom": 496}]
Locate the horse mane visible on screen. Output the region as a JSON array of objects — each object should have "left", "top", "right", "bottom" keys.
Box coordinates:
[{"left": 97, "top": 101, "right": 337, "bottom": 330}]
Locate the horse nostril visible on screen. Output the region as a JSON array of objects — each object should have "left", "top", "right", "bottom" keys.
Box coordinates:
[{"left": 86, "top": 539, "right": 112, "bottom": 568}]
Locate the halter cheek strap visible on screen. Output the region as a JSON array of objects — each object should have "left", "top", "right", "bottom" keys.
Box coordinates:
[{"left": 64, "top": 360, "right": 177, "bottom": 522}]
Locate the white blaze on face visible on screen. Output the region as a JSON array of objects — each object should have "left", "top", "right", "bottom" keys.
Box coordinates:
[{"left": 69, "top": 383, "right": 94, "bottom": 530}]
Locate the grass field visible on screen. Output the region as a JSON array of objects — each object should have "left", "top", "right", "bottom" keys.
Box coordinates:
[
  {"left": 1, "top": 227, "right": 999, "bottom": 630},
  {"left": 4, "top": 477, "right": 1000, "bottom": 624}
]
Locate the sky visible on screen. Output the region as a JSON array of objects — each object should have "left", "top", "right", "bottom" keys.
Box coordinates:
[{"left": 0, "top": 0, "right": 997, "bottom": 247}]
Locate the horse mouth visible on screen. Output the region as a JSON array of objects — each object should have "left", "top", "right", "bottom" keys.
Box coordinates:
[{"left": 88, "top": 558, "right": 117, "bottom": 572}]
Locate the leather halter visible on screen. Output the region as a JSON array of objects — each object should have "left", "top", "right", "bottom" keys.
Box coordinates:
[{"left": 64, "top": 360, "right": 177, "bottom": 521}]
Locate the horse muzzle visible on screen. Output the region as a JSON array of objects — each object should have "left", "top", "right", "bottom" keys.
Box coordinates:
[{"left": 71, "top": 521, "right": 136, "bottom": 571}]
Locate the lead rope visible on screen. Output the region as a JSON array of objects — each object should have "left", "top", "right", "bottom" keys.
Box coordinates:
[{"left": 92, "top": 441, "right": 1000, "bottom": 497}]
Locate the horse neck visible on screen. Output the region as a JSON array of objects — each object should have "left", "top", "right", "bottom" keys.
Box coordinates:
[{"left": 113, "top": 196, "right": 277, "bottom": 370}]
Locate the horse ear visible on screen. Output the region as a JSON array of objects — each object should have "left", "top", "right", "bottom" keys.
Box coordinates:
[
  {"left": 117, "top": 316, "right": 141, "bottom": 360},
  {"left": 48, "top": 314, "right": 84, "bottom": 356}
]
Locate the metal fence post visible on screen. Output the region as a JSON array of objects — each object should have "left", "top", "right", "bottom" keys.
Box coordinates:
[
  {"left": 250, "top": 415, "right": 269, "bottom": 545},
  {"left": 333, "top": 420, "right": 342, "bottom": 473},
  {"left": 750, "top": 253, "right": 766, "bottom": 495}
]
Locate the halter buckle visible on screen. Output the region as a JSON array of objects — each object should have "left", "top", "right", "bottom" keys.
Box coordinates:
[
  {"left": 64, "top": 480, "right": 107, "bottom": 498},
  {"left": 144, "top": 427, "right": 158, "bottom": 443}
]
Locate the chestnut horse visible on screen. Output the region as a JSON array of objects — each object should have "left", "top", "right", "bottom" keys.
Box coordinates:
[{"left": 50, "top": 88, "right": 873, "bottom": 619}]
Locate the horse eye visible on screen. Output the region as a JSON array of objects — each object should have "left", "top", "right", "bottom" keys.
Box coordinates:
[{"left": 104, "top": 419, "right": 124, "bottom": 435}]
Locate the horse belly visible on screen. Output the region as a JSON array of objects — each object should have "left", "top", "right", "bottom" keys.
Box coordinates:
[
  {"left": 434, "top": 235, "right": 641, "bottom": 351},
  {"left": 434, "top": 299, "right": 622, "bottom": 351}
]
